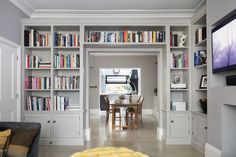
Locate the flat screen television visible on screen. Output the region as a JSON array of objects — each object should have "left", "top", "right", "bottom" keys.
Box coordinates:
[{"left": 212, "top": 9, "right": 236, "bottom": 73}]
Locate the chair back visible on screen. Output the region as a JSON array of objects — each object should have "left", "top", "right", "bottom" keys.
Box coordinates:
[
  {"left": 138, "top": 96, "right": 144, "bottom": 113},
  {"left": 104, "top": 96, "right": 110, "bottom": 110}
]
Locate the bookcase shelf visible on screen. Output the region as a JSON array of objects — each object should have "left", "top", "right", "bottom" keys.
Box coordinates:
[
  {"left": 84, "top": 42, "right": 166, "bottom": 48},
  {"left": 170, "top": 68, "right": 189, "bottom": 70},
  {"left": 195, "top": 89, "right": 207, "bottom": 91},
  {"left": 25, "top": 89, "right": 51, "bottom": 92},
  {"left": 194, "top": 64, "right": 207, "bottom": 69},
  {"left": 170, "top": 89, "right": 189, "bottom": 91},
  {"left": 53, "top": 68, "right": 80, "bottom": 70},
  {"left": 195, "top": 39, "right": 206, "bottom": 46},
  {"left": 25, "top": 68, "right": 51, "bottom": 70},
  {"left": 54, "top": 46, "right": 80, "bottom": 50},
  {"left": 54, "top": 89, "right": 80, "bottom": 92},
  {"left": 170, "top": 46, "right": 188, "bottom": 49}
]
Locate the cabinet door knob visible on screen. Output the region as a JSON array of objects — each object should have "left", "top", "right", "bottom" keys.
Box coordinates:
[
  {"left": 53, "top": 120, "right": 56, "bottom": 123},
  {"left": 171, "top": 120, "right": 174, "bottom": 123},
  {"left": 205, "top": 126, "right": 208, "bottom": 130},
  {"left": 47, "top": 121, "right": 50, "bottom": 123}
]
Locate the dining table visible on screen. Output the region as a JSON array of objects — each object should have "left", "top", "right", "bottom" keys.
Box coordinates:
[{"left": 109, "top": 99, "right": 140, "bottom": 129}]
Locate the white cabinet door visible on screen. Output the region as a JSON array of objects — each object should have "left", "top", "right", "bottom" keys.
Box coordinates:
[
  {"left": 192, "top": 114, "right": 207, "bottom": 145},
  {"left": 52, "top": 114, "right": 80, "bottom": 138},
  {"left": 170, "top": 113, "right": 189, "bottom": 138},
  {"left": 24, "top": 114, "right": 51, "bottom": 138}
]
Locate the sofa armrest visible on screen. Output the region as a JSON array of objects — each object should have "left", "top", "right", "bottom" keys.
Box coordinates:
[{"left": 0, "top": 122, "right": 41, "bottom": 157}]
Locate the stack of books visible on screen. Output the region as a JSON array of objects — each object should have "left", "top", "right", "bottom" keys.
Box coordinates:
[
  {"left": 25, "top": 54, "right": 51, "bottom": 68},
  {"left": 170, "top": 32, "right": 184, "bottom": 47},
  {"left": 53, "top": 96, "right": 69, "bottom": 111},
  {"left": 25, "top": 96, "right": 51, "bottom": 111},
  {"left": 25, "top": 76, "right": 51, "bottom": 90},
  {"left": 85, "top": 31, "right": 165, "bottom": 43},
  {"left": 24, "top": 29, "right": 50, "bottom": 47},
  {"left": 195, "top": 27, "right": 206, "bottom": 44},
  {"left": 54, "top": 32, "right": 80, "bottom": 47},
  {"left": 54, "top": 54, "right": 80, "bottom": 68},
  {"left": 170, "top": 53, "right": 188, "bottom": 68},
  {"left": 54, "top": 75, "right": 80, "bottom": 90}
]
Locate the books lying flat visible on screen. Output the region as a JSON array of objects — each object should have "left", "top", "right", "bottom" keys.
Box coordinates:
[{"left": 170, "top": 83, "right": 187, "bottom": 89}]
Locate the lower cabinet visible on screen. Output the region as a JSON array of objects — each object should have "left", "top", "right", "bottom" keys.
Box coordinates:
[
  {"left": 170, "top": 113, "right": 189, "bottom": 138},
  {"left": 191, "top": 112, "right": 207, "bottom": 153},
  {"left": 24, "top": 113, "right": 81, "bottom": 145},
  {"left": 166, "top": 112, "right": 190, "bottom": 144}
]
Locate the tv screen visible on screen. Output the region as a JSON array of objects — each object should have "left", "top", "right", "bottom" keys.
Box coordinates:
[{"left": 212, "top": 10, "right": 236, "bottom": 73}]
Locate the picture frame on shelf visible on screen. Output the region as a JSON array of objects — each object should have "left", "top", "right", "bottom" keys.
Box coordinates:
[{"left": 199, "top": 75, "right": 207, "bottom": 89}]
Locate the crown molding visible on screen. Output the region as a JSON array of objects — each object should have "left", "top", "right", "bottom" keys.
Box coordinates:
[
  {"left": 30, "top": 9, "right": 195, "bottom": 18},
  {"left": 9, "top": 0, "right": 34, "bottom": 16},
  {"left": 9, "top": 0, "right": 206, "bottom": 19}
]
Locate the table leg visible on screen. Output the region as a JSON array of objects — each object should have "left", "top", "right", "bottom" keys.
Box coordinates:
[
  {"left": 135, "top": 106, "right": 138, "bottom": 128},
  {"left": 112, "top": 106, "right": 115, "bottom": 129}
]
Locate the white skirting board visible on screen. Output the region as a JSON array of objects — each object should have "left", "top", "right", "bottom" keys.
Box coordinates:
[
  {"left": 157, "top": 127, "right": 165, "bottom": 140},
  {"left": 90, "top": 109, "right": 153, "bottom": 115},
  {"left": 84, "top": 128, "right": 91, "bottom": 141},
  {"left": 205, "top": 143, "right": 222, "bottom": 157}
]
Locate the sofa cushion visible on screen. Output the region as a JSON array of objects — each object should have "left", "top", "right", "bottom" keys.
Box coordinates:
[
  {"left": 0, "top": 129, "right": 11, "bottom": 157},
  {"left": 7, "top": 128, "right": 38, "bottom": 157}
]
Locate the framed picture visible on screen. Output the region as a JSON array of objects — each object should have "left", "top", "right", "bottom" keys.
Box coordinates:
[{"left": 199, "top": 75, "right": 207, "bottom": 89}]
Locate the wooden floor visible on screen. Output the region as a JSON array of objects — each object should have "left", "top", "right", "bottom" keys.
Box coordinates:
[{"left": 39, "top": 113, "right": 204, "bottom": 157}]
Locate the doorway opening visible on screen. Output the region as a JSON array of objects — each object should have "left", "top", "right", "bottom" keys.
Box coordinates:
[{"left": 85, "top": 49, "right": 163, "bottom": 142}]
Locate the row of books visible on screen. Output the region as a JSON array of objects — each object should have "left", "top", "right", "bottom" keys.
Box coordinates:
[
  {"left": 170, "top": 32, "right": 184, "bottom": 47},
  {"left": 85, "top": 31, "right": 166, "bottom": 43},
  {"left": 194, "top": 50, "right": 207, "bottom": 66},
  {"left": 25, "top": 76, "right": 51, "bottom": 90},
  {"left": 54, "top": 32, "right": 80, "bottom": 47},
  {"left": 25, "top": 54, "right": 51, "bottom": 68},
  {"left": 25, "top": 96, "right": 51, "bottom": 111},
  {"left": 195, "top": 27, "right": 206, "bottom": 44},
  {"left": 24, "top": 30, "right": 50, "bottom": 47},
  {"left": 54, "top": 76, "right": 80, "bottom": 90},
  {"left": 54, "top": 54, "right": 80, "bottom": 68},
  {"left": 53, "top": 96, "right": 70, "bottom": 111},
  {"left": 170, "top": 53, "right": 189, "bottom": 68}
]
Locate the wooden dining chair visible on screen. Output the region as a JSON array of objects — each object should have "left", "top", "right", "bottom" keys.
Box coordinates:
[
  {"left": 125, "top": 95, "right": 141, "bottom": 128},
  {"left": 104, "top": 96, "right": 121, "bottom": 127},
  {"left": 138, "top": 96, "right": 144, "bottom": 127}
]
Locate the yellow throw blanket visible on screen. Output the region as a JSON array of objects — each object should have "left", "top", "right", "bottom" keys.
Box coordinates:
[{"left": 71, "top": 147, "right": 149, "bottom": 157}]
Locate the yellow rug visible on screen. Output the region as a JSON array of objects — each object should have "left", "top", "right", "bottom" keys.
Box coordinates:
[{"left": 71, "top": 147, "right": 149, "bottom": 157}]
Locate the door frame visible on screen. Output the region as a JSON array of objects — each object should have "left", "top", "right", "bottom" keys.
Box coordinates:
[
  {"left": 84, "top": 47, "right": 164, "bottom": 140},
  {"left": 0, "top": 36, "right": 21, "bottom": 121}
]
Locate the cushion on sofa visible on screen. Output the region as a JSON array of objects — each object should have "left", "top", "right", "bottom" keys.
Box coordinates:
[
  {"left": 0, "top": 129, "right": 11, "bottom": 157},
  {"left": 7, "top": 128, "right": 38, "bottom": 157}
]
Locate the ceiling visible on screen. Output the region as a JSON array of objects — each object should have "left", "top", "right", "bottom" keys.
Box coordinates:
[{"left": 9, "top": 0, "right": 204, "bottom": 17}]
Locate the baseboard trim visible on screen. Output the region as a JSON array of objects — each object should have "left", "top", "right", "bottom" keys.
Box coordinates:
[
  {"left": 90, "top": 109, "right": 100, "bottom": 115},
  {"left": 157, "top": 127, "right": 165, "bottom": 140},
  {"left": 191, "top": 140, "right": 205, "bottom": 154},
  {"left": 205, "top": 143, "right": 222, "bottom": 157},
  {"left": 84, "top": 128, "right": 91, "bottom": 141},
  {"left": 142, "top": 109, "right": 153, "bottom": 115}
]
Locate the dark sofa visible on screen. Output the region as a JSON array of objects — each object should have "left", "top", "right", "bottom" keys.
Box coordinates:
[{"left": 0, "top": 122, "right": 41, "bottom": 157}]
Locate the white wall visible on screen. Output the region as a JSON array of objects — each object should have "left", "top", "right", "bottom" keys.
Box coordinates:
[
  {"left": 89, "top": 55, "right": 157, "bottom": 109},
  {"left": 207, "top": 0, "right": 236, "bottom": 151},
  {"left": 0, "top": 0, "right": 28, "bottom": 44}
]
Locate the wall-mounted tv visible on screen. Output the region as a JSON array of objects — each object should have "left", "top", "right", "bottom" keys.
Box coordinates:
[{"left": 212, "top": 9, "right": 236, "bottom": 73}]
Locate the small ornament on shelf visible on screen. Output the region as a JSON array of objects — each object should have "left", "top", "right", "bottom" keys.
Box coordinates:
[{"left": 178, "top": 34, "right": 188, "bottom": 47}]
